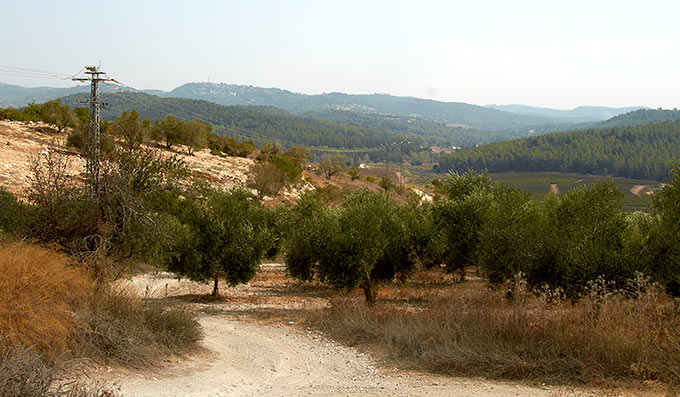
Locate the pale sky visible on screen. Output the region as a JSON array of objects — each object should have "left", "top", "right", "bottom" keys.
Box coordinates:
[{"left": 1, "top": 0, "right": 678, "bottom": 109}]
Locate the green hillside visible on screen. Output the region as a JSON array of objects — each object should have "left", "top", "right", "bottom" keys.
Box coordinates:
[
  {"left": 61, "top": 92, "right": 423, "bottom": 154},
  {"left": 438, "top": 119, "right": 680, "bottom": 181},
  {"left": 302, "top": 109, "right": 517, "bottom": 146},
  {"left": 592, "top": 108, "right": 680, "bottom": 129},
  {"left": 162, "top": 82, "right": 566, "bottom": 131}
]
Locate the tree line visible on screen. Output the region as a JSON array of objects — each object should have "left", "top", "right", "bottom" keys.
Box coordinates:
[
  {"left": 3, "top": 102, "right": 680, "bottom": 303},
  {"left": 438, "top": 119, "right": 680, "bottom": 181}
]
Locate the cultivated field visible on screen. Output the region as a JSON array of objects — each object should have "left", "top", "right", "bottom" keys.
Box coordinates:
[{"left": 404, "top": 165, "right": 661, "bottom": 212}]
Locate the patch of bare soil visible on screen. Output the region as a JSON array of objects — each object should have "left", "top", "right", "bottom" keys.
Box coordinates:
[
  {"left": 93, "top": 265, "right": 638, "bottom": 396},
  {"left": 0, "top": 120, "right": 84, "bottom": 197},
  {"left": 630, "top": 185, "right": 648, "bottom": 196}
]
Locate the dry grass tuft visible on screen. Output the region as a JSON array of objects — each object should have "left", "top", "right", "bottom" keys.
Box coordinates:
[
  {"left": 0, "top": 339, "right": 54, "bottom": 397},
  {"left": 0, "top": 335, "right": 115, "bottom": 397},
  {"left": 308, "top": 276, "right": 680, "bottom": 385},
  {"left": 0, "top": 242, "right": 91, "bottom": 359},
  {"left": 73, "top": 286, "right": 202, "bottom": 368}
]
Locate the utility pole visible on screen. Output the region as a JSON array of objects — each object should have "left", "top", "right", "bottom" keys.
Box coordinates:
[
  {"left": 72, "top": 66, "right": 115, "bottom": 198},
  {"left": 396, "top": 141, "right": 409, "bottom": 194}
]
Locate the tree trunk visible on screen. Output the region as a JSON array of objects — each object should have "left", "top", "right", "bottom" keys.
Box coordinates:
[
  {"left": 361, "top": 280, "right": 375, "bottom": 305},
  {"left": 212, "top": 277, "right": 219, "bottom": 296}
]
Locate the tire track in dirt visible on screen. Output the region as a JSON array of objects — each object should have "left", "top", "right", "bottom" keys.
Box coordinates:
[
  {"left": 97, "top": 273, "right": 612, "bottom": 396},
  {"left": 111, "top": 314, "right": 597, "bottom": 397}
]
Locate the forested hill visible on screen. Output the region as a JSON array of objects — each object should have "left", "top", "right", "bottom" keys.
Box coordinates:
[
  {"left": 156, "top": 82, "right": 564, "bottom": 131},
  {"left": 438, "top": 119, "right": 680, "bottom": 181},
  {"left": 485, "top": 104, "right": 644, "bottom": 122},
  {"left": 302, "top": 109, "right": 520, "bottom": 147},
  {"left": 61, "top": 91, "right": 425, "bottom": 150},
  {"left": 590, "top": 108, "right": 680, "bottom": 129}
]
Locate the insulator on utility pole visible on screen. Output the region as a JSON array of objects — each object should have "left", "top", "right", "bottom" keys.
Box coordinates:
[{"left": 72, "top": 66, "right": 115, "bottom": 199}]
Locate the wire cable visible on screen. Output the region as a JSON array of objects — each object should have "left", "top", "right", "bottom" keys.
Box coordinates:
[{"left": 0, "top": 64, "right": 70, "bottom": 77}]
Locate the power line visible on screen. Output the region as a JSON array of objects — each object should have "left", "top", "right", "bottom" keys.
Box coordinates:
[
  {"left": 0, "top": 71, "right": 69, "bottom": 80},
  {"left": 0, "top": 64, "right": 71, "bottom": 77},
  {"left": 72, "top": 65, "right": 119, "bottom": 198}
]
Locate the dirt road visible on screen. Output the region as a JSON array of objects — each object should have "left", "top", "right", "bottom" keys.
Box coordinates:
[
  {"left": 113, "top": 314, "right": 578, "bottom": 396},
  {"left": 99, "top": 271, "right": 608, "bottom": 396}
]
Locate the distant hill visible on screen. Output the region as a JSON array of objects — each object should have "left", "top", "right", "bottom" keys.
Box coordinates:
[
  {"left": 486, "top": 104, "right": 645, "bottom": 122},
  {"left": 4, "top": 81, "right": 668, "bottom": 138},
  {"left": 0, "top": 82, "right": 131, "bottom": 107},
  {"left": 61, "top": 92, "right": 428, "bottom": 155},
  {"left": 152, "top": 82, "right": 565, "bottom": 132},
  {"left": 438, "top": 119, "right": 680, "bottom": 181},
  {"left": 301, "top": 109, "right": 521, "bottom": 147},
  {"left": 590, "top": 108, "right": 680, "bottom": 129},
  {"left": 62, "top": 91, "right": 543, "bottom": 150}
]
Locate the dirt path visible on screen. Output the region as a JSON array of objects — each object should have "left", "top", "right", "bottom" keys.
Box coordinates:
[
  {"left": 112, "top": 314, "right": 577, "bottom": 396},
  {"left": 109, "top": 314, "right": 602, "bottom": 397},
  {"left": 95, "top": 270, "right": 612, "bottom": 396},
  {"left": 630, "top": 185, "right": 648, "bottom": 196}
]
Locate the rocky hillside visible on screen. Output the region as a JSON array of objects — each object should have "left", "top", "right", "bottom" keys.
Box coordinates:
[{"left": 0, "top": 120, "right": 254, "bottom": 198}]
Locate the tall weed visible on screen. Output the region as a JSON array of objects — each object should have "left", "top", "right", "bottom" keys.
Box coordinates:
[{"left": 311, "top": 277, "right": 680, "bottom": 384}]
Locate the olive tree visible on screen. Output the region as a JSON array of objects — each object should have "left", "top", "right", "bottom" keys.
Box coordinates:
[
  {"left": 152, "top": 115, "right": 182, "bottom": 150},
  {"left": 110, "top": 109, "right": 148, "bottom": 152},
  {"left": 432, "top": 170, "right": 497, "bottom": 281},
  {"left": 247, "top": 162, "right": 289, "bottom": 199},
  {"left": 319, "top": 155, "right": 345, "bottom": 179},
  {"left": 647, "top": 165, "right": 680, "bottom": 295},
  {"left": 166, "top": 186, "right": 275, "bottom": 296},
  {"left": 283, "top": 189, "right": 418, "bottom": 304},
  {"left": 280, "top": 192, "right": 331, "bottom": 282},
  {"left": 41, "top": 99, "right": 77, "bottom": 133},
  {"left": 181, "top": 120, "right": 210, "bottom": 155}
]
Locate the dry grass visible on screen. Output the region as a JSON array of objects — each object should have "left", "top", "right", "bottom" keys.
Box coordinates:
[
  {"left": 73, "top": 287, "right": 202, "bottom": 367},
  {"left": 0, "top": 241, "right": 201, "bottom": 394},
  {"left": 0, "top": 335, "right": 116, "bottom": 397},
  {"left": 307, "top": 275, "right": 680, "bottom": 386},
  {"left": 0, "top": 242, "right": 91, "bottom": 359}
]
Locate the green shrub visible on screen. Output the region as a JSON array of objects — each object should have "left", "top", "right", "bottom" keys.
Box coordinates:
[
  {"left": 270, "top": 155, "right": 302, "bottom": 182},
  {"left": 647, "top": 165, "right": 680, "bottom": 295},
  {"left": 0, "top": 188, "right": 31, "bottom": 234},
  {"left": 0, "top": 107, "right": 27, "bottom": 121}
]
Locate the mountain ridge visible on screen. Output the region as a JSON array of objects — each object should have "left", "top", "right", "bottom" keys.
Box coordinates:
[
  {"left": 486, "top": 104, "right": 646, "bottom": 123},
  {"left": 1, "top": 81, "right": 584, "bottom": 132}
]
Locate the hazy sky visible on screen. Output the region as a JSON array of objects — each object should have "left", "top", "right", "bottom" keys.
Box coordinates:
[{"left": 2, "top": 0, "right": 678, "bottom": 109}]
